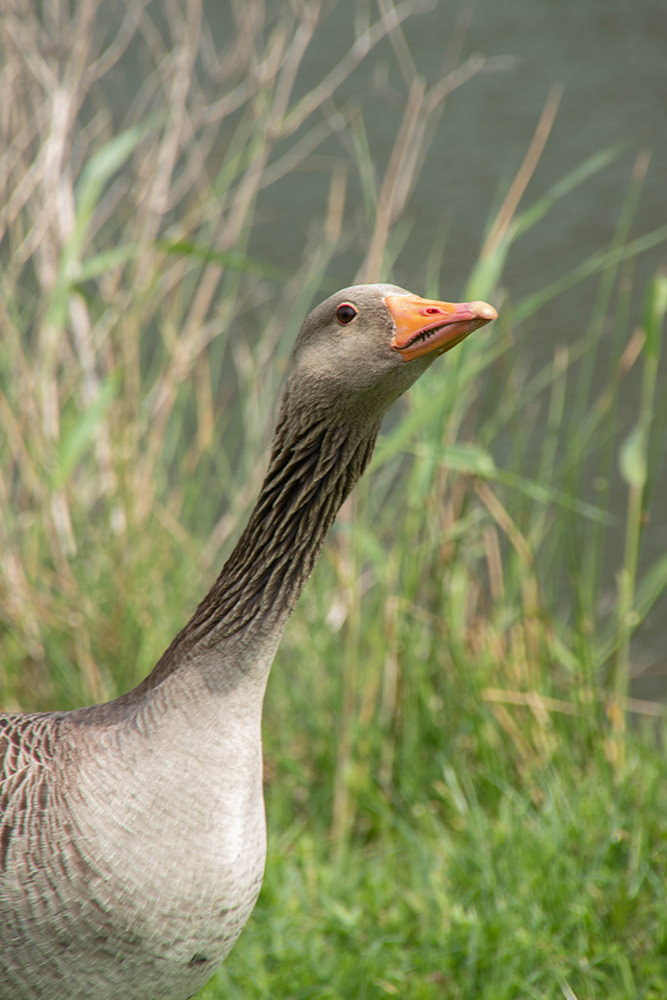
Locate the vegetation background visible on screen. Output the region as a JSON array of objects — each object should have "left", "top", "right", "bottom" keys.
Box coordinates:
[{"left": 1, "top": 1, "right": 667, "bottom": 997}]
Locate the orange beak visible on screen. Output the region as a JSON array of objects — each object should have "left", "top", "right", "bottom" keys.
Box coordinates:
[{"left": 385, "top": 293, "right": 497, "bottom": 361}]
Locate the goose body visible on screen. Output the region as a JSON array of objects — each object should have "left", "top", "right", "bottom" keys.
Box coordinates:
[{"left": 0, "top": 284, "right": 496, "bottom": 999}]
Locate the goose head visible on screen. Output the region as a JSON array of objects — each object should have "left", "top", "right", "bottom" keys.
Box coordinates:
[{"left": 285, "top": 283, "right": 497, "bottom": 425}]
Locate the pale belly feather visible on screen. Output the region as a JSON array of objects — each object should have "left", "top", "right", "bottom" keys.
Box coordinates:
[{"left": 0, "top": 692, "right": 268, "bottom": 1000}]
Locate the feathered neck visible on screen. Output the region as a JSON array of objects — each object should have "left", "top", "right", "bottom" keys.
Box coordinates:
[{"left": 138, "top": 400, "right": 380, "bottom": 695}]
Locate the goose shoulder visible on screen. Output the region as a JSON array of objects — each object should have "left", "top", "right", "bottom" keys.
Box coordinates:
[{"left": 1, "top": 713, "right": 65, "bottom": 855}]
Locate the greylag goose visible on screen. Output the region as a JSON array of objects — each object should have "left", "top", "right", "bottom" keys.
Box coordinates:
[{"left": 0, "top": 284, "right": 496, "bottom": 1000}]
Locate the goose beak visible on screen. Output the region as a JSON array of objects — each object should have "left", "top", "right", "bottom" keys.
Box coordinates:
[{"left": 386, "top": 293, "right": 497, "bottom": 361}]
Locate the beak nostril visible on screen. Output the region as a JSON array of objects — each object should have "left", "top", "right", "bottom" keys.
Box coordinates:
[{"left": 423, "top": 307, "right": 442, "bottom": 315}]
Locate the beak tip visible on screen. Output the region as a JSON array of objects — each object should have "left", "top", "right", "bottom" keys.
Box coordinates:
[{"left": 470, "top": 301, "right": 498, "bottom": 322}]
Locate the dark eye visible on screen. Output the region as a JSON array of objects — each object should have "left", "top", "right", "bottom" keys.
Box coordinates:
[{"left": 336, "top": 303, "right": 358, "bottom": 325}]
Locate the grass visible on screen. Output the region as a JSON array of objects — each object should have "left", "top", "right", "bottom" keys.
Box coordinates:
[
  {"left": 1, "top": 2, "right": 667, "bottom": 998},
  {"left": 201, "top": 751, "right": 667, "bottom": 999}
]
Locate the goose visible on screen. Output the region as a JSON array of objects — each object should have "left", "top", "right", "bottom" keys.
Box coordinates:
[{"left": 0, "top": 283, "right": 496, "bottom": 1000}]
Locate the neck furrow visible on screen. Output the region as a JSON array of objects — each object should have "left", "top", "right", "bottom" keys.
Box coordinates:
[{"left": 142, "top": 416, "right": 378, "bottom": 693}]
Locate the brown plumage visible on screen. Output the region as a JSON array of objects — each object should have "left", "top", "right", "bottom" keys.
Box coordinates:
[{"left": 0, "top": 283, "right": 496, "bottom": 1000}]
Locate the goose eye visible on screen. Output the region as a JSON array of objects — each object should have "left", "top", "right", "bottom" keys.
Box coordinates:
[{"left": 336, "top": 303, "right": 358, "bottom": 325}]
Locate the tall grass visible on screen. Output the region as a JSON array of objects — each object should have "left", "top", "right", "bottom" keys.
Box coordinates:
[{"left": 1, "top": 2, "right": 667, "bottom": 997}]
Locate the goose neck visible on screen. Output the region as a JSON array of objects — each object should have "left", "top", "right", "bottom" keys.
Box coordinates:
[{"left": 140, "top": 412, "right": 379, "bottom": 698}]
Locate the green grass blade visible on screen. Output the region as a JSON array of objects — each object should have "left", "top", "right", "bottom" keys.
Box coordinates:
[{"left": 54, "top": 376, "right": 117, "bottom": 487}]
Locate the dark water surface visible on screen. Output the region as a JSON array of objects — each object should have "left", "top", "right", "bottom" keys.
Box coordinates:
[{"left": 248, "top": 0, "right": 667, "bottom": 694}]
